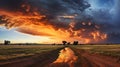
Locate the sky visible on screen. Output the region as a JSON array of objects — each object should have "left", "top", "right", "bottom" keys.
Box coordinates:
[{"left": 0, "top": 0, "right": 120, "bottom": 44}]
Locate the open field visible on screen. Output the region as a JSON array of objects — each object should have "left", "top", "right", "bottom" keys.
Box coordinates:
[
  {"left": 0, "top": 45, "right": 63, "bottom": 61},
  {"left": 71, "top": 45, "right": 120, "bottom": 58},
  {"left": 0, "top": 45, "right": 120, "bottom": 67}
]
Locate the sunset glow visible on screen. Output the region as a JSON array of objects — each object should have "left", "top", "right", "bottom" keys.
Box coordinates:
[
  {"left": 0, "top": 10, "right": 107, "bottom": 44},
  {"left": 0, "top": 0, "right": 120, "bottom": 44}
]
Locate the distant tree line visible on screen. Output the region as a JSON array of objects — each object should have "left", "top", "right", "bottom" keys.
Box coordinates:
[{"left": 62, "top": 41, "right": 78, "bottom": 45}]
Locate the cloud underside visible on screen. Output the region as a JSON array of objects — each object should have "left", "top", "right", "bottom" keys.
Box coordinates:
[{"left": 0, "top": 0, "right": 120, "bottom": 43}]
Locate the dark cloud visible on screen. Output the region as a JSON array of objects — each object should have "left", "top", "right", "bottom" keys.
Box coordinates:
[
  {"left": 89, "top": 0, "right": 120, "bottom": 43},
  {"left": 0, "top": 0, "right": 120, "bottom": 43},
  {"left": 106, "top": 33, "right": 120, "bottom": 43},
  {"left": 0, "top": 0, "right": 24, "bottom": 11}
]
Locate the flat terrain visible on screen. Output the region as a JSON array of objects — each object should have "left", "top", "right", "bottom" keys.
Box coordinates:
[
  {"left": 0, "top": 45, "right": 63, "bottom": 62},
  {"left": 0, "top": 45, "right": 120, "bottom": 67}
]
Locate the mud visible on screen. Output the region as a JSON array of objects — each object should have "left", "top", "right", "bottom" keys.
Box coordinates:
[{"left": 0, "top": 47, "right": 120, "bottom": 67}]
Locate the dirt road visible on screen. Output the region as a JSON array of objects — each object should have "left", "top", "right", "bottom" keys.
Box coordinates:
[
  {"left": 0, "top": 47, "right": 120, "bottom": 67},
  {"left": 73, "top": 48, "right": 120, "bottom": 67}
]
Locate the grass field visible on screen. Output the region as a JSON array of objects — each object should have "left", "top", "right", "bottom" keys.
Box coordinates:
[
  {"left": 0, "top": 45, "right": 120, "bottom": 62},
  {"left": 0, "top": 45, "right": 63, "bottom": 61},
  {"left": 0, "top": 44, "right": 120, "bottom": 67},
  {"left": 71, "top": 45, "right": 120, "bottom": 58}
]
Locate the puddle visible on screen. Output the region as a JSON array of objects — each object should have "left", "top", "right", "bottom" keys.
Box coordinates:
[{"left": 49, "top": 47, "right": 78, "bottom": 67}]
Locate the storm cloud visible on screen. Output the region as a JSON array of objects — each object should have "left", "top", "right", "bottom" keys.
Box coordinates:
[{"left": 0, "top": 0, "right": 120, "bottom": 43}]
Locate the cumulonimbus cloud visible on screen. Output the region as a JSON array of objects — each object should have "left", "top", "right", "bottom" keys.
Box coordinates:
[{"left": 0, "top": 0, "right": 120, "bottom": 43}]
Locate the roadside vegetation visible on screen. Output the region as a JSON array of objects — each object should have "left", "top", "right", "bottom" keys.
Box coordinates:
[
  {"left": 0, "top": 44, "right": 120, "bottom": 62},
  {"left": 0, "top": 45, "right": 63, "bottom": 61},
  {"left": 72, "top": 45, "right": 120, "bottom": 58}
]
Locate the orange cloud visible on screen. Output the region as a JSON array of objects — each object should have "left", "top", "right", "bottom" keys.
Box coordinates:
[{"left": 0, "top": 9, "right": 107, "bottom": 44}]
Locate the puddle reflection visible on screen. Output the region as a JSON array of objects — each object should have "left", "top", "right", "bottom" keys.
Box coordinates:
[{"left": 49, "top": 47, "right": 78, "bottom": 67}]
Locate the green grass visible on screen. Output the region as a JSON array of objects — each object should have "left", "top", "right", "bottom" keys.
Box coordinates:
[
  {"left": 72, "top": 45, "right": 120, "bottom": 58},
  {"left": 0, "top": 45, "right": 63, "bottom": 61}
]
